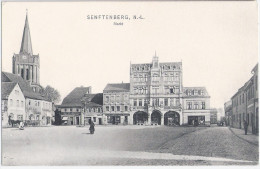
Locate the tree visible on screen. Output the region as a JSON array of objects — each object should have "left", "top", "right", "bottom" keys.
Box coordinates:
[{"left": 42, "top": 85, "right": 61, "bottom": 104}]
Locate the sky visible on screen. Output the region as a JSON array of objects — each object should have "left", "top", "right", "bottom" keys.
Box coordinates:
[{"left": 2, "top": 1, "right": 258, "bottom": 109}]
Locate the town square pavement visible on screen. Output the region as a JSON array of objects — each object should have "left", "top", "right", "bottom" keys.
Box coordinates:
[{"left": 1, "top": 125, "right": 259, "bottom": 165}]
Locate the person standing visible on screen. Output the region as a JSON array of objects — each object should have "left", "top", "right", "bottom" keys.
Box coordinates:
[{"left": 243, "top": 120, "right": 248, "bottom": 135}]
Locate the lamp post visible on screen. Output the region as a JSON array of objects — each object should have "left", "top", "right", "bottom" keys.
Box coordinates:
[{"left": 81, "top": 100, "right": 86, "bottom": 126}]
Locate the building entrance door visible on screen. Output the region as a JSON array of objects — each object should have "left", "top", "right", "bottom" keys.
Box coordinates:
[
  {"left": 76, "top": 117, "right": 79, "bottom": 125},
  {"left": 70, "top": 117, "right": 73, "bottom": 125},
  {"left": 99, "top": 118, "right": 102, "bottom": 125}
]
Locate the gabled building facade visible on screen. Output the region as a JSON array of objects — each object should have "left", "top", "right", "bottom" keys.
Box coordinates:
[
  {"left": 1, "top": 83, "right": 25, "bottom": 127},
  {"left": 129, "top": 54, "right": 211, "bottom": 126},
  {"left": 103, "top": 83, "right": 130, "bottom": 125}
]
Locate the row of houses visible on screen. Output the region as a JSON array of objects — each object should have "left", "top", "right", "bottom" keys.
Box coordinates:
[
  {"left": 2, "top": 72, "right": 54, "bottom": 127},
  {"left": 225, "top": 63, "right": 258, "bottom": 135},
  {"left": 57, "top": 55, "right": 217, "bottom": 126}
]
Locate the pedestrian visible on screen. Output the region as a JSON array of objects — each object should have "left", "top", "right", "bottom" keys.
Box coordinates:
[{"left": 243, "top": 120, "right": 248, "bottom": 135}]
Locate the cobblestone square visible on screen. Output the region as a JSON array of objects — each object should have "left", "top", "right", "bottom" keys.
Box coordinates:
[{"left": 2, "top": 125, "right": 258, "bottom": 165}]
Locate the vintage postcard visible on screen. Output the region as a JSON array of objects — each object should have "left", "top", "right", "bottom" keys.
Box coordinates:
[{"left": 1, "top": 0, "right": 259, "bottom": 167}]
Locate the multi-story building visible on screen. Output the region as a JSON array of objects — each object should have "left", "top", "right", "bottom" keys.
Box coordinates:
[
  {"left": 59, "top": 86, "right": 92, "bottom": 125},
  {"left": 59, "top": 86, "right": 104, "bottom": 125},
  {"left": 182, "top": 87, "right": 211, "bottom": 125},
  {"left": 83, "top": 93, "right": 103, "bottom": 125},
  {"left": 1, "top": 83, "right": 25, "bottom": 127},
  {"left": 2, "top": 72, "right": 53, "bottom": 126},
  {"left": 103, "top": 83, "right": 130, "bottom": 125},
  {"left": 129, "top": 54, "right": 211, "bottom": 125},
  {"left": 224, "top": 100, "right": 232, "bottom": 126},
  {"left": 231, "top": 63, "right": 258, "bottom": 135}
]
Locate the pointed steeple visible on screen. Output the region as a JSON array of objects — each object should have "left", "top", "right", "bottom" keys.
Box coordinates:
[{"left": 20, "top": 10, "right": 33, "bottom": 55}]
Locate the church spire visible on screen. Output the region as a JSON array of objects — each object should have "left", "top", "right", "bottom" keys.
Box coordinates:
[{"left": 20, "top": 10, "right": 33, "bottom": 55}]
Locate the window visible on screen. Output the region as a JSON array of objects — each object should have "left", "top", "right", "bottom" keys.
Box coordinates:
[
  {"left": 139, "top": 99, "right": 142, "bottom": 106},
  {"left": 106, "top": 96, "right": 109, "bottom": 102},
  {"left": 144, "top": 74, "right": 148, "bottom": 81},
  {"left": 117, "top": 106, "right": 120, "bottom": 111},
  {"left": 194, "top": 103, "right": 199, "bottom": 109},
  {"left": 194, "top": 90, "right": 198, "bottom": 95},
  {"left": 16, "top": 100, "right": 19, "bottom": 107},
  {"left": 202, "top": 102, "right": 205, "bottom": 109},
  {"left": 144, "top": 99, "right": 148, "bottom": 106},
  {"left": 176, "top": 99, "right": 180, "bottom": 106},
  {"left": 65, "top": 109, "right": 67, "bottom": 112},
  {"left": 70, "top": 108, "right": 72, "bottom": 112},
  {"left": 144, "top": 87, "right": 148, "bottom": 94},
  {"left": 201, "top": 90, "right": 204, "bottom": 95},
  {"left": 111, "top": 96, "right": 115, "bottom": 102},
  {"left": 125, "top": 106, "right": 128, "bottom": 111},
  {"left": 170, "top": 98, "right": 174, "bottom": 106},
  {"left": 164, "top": 98, "right": 168, "bottom": 106},
  {"left": 198, "top": 90, "right": 201, "bottom": 95},
  {"left": 21, "top": 101, "right": 24, "bottom": 107},
  {"left": 152, "top": 86, "right": 159, "bottom": 94},
  {"left": 188, "top": 90, "right": 192, "bottom": 96},
  {"left": 116, "top": 95, "right": 120, "bottom": 102},
  {"left": 187, "top": 102, "right": 192, "bottom": 109},
  {"left": 111, "top": 106, "right": 115, "bottom": 111},
  {"left": 93, "top": 117, "right": 96, "bottom": 122},
  {"left": 76, "top": 109, "right": 79, "bottom": 112},
  {"left": 134, "top": 99, "right": 137, "bottom": 106},
  {"left": 170, "top": 88, "right": 174, "bottom": 94},
  {"left": 10, "top": 99, "right": 13, "bottom": 106}
]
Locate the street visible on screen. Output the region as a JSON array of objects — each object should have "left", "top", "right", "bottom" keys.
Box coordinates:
[{"left": 1, "top": 125, "right": 258, "bottom": 165}]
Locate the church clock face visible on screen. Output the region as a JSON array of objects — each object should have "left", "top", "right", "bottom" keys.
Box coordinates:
[{"left": 22, "top": 55, "right": 27, "bottom": 59}]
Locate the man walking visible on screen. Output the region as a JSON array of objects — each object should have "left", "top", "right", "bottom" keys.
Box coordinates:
[{"left": 243, "top": 120, "right": 248, "bottom": 135}]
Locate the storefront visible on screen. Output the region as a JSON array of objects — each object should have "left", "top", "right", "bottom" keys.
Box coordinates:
[
  {"left": 188, "top": 116, "right": 205, "bottom": 125},
  {"left": 106, "top": 114, "right": 130, "bottom": 125}
]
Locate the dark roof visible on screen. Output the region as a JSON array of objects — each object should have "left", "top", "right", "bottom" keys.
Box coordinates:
[
  {"left": 83, "top": 93, "right": 103, "bottom": 108},
  {"left": 104, "top": 83, "right": 130, "bottom": 92},
  {"left": 20, "top": 13, "right": 33, "bottom": 55},
  {"left": 1, "top": 82, "right": 18, "bottom": 99},
  {"left": 61, "top": 87, "right": 91, "bottom": 107},
  {"left": 2, "top": 72, "right": 47, "bottom": 100}
]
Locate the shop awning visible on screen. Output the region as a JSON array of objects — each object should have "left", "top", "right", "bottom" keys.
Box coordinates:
[{"left": 62, "top": 116, "right": 68, "bottom": 120}]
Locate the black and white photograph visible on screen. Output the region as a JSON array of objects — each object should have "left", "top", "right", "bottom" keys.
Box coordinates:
[{"left": 1, "top": 0, "right": 259, "bottom": 166}]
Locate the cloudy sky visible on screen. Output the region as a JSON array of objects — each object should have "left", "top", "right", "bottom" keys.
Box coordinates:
[{"left": 2, "top": 1, "right": 258, "bottom": 109}]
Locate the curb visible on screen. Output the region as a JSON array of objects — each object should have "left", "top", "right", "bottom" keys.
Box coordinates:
[{"left": 229, "top": 127, "right": 258, "bottom": 146}]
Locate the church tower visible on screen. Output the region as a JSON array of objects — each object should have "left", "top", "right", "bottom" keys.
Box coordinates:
[{"left": 12, "top": 11, "right": 41, "bottom": 92}]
